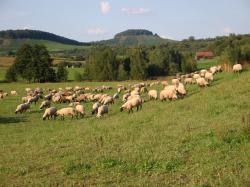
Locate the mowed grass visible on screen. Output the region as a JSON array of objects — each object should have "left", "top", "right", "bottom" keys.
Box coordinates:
[{"left": 0, "top": 70, "right": 250, "bottom": 186}]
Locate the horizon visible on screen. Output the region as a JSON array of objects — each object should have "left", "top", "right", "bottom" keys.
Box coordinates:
[{"left": 0, "top": 0, "right": 250, "bottom": 42}]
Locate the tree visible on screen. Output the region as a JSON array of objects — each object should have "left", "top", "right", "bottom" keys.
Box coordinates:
[
  {"left": 129, "top": 48, "right": 147, "bottom": 80},
  {"left": 117, "top": 64, "right": 129, "bottom": 81},
  {"left": 5, "top": 65, "right": 17, "bottom": 82},
  {"left": 6, "top": 44, "right": 56, "bottom": 82},
  {"left": 57, "top": 63, "right": 68, "bottom": 81},
  {"left": 181, "top": 53, "right": 197, "bottom": 73}
]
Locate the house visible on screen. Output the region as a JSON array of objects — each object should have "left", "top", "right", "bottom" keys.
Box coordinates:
[{"left": 195, "top": 51, "right": 214, "bottom": 60}]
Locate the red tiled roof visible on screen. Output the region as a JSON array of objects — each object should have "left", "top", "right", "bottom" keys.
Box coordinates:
[{"left": 196, "top": 51, "right": 214, "bottom": 58}]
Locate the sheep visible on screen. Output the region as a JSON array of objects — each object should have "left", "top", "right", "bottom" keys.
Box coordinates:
[
  {"left": 28, "top": 94, "right": 43, "bottom": 105},
  {"left": 22, "top": 95, "right": 32, "bottom": 103},
  {"left": 184, "top": 77, "right": 194, "bottom": 84},
  {"left": 56, "top": 107, "right": 76, "bottom": 120},
  {"left": 210, "top": 66, "right": 217, "bottom": 74},
  {"left": 69, "top": 102, "right": 80, "bottom": 107},
  {"left": 120, "top": 97, "right": 142, "bottom": 113},
  {"left": 233, "top": 64, "right": 243, "bottom": 73},
  {"left": 200, "top": 69, "right": 207, "bottom": 77},
  {"left": 44, "top": 93, "right": 53, "bottom": 100},
  {"left": 75, "top": 104, "right": 85, "bottom": 118},
  {"left": 172, "top": 78, "right": 180, "bottom": 85},
  {"left": 39, "top": 100, "right": 51, "bottom": 110},
  {"left": 122, "top": 93, "right": 131, "bottom": 102},
  {"left": 102, "top": 96, "right": 114, "bottom": 105},
  {"left": 10, "top": 91, "right": 18, "bottom": 96},
  {"left": 148, "top": 90, "right": 158, "bottom": 100},
  {"left": 176, "top": 83, "right": 187, "bottom": 98},
  {"left": 205, "top": 72, "right": 214, "bottom": 82},
  {"left": 193, "top": 73, "right": 201, "bottom": 79},
  {"left": 15, "top": 102, "right": 31, "bottom": 114},
  {"left": 92, "top": 102, "right": 101, "bottom": 114},
  {"left": 130, "top": 90, "right": 140, "bottom": 96},
  {"left": 160, "top": 87, "right": 178, "bottom": 101},
  {"left": 196, "top": 77, "right": 209, "bottom": 87},
  {"left": 42, "top": 107, "right": 57, "bottom": 120},
  {"left": 96, "top": 105, "right": 109, "bottom": 118}
]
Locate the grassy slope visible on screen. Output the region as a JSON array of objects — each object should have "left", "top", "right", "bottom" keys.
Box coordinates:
[
  {"left": 0, "top": 70, "right": 249, "bottom": 186},
  {"left": 0, "top": 39, "right": 88, "bottom": 53}
]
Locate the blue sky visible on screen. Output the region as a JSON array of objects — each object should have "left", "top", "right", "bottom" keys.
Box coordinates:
[{"left": 0, "top": 0, "right": 250, "bottom": 42}]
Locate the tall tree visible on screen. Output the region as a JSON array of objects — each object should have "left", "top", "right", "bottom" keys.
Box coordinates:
[{"left": 57, "top": 63, "right": 68, "bottom": 81}]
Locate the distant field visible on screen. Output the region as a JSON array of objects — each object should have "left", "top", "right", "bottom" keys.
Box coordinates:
[
  {"left": 0, "top": 70, "right": 249, "bottom": 186},
  {"left": 197, "top": 58, "right": 218, "bottom": 70},
  {"left": 0, "top": 38, "right": 89, "bottom": 54}
]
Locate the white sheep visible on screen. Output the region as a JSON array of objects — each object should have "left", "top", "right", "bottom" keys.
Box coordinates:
[
  {"left": 177, "top": 83, "right": 187, "bottom": 97},
  {"left": 15, "top": 102, "right": 31, "bottom": 114},
  {"left": 10, "top": 91, "right": 18, "bottom": 96},
  {"left": 120, "top": 97, "right": 142, "bottom": 113},
  {"left": 39, "top": 100, "right": 51, "bottom": 110},
  {"left": 75, "top": 104, "right": 85, "bottom": 118},
  {"left": 42, "top": 107, "right": 57, "bottom": 120},
  {"left": 172, "top": 78, "right": 179, "bottom": 85},
  {"left": 97, "top": 105, "right": 109, "bottom": 118},
  {"left": 205, "top": 72, "right": 214, "bottom": 82},
  {"left": 160, "top": 87, "right": 178, "bottom": 101},
  {"left": 56, "top": 107, "right": 76, "bottom": 120},
  {"left": 102, "top": 96, "right": 114, "bottom": 105},
  {"left": 196, "top": 77, "right": 209, "bottom": 87},
  {"left": 184, "top": 77, "right": 194, "bottom": 84},
  {"left": 92, "top": 102, "right": 101, "bottom": 114},
  {"left": 148, "top": 90, "right": 158, "bottom": 100},
  {"left": 233, "top": 64, "right": 243, "bottom": 73}
]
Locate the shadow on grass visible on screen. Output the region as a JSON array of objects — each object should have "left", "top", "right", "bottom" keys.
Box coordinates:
[{"left": 0, "top": 116, "right": 28, "bottom": 124}]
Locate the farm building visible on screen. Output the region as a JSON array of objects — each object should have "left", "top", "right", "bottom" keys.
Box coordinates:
[{"left": 195, "top": 51, "right": 214, "bottom": 60}]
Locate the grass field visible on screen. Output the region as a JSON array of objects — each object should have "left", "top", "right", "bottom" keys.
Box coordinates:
[{"left": 0, "top": 69, "right": 249, "bottom": 186}]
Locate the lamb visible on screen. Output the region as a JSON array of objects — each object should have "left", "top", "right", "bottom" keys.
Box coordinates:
[
  {"left": 39, "top": 100, "right": 51, "bottom": 110},
  {"left": 160, "top": 87, "right": 178, "bottom": 101},
  {"left": 148, "top": 90, "right": 158, "bottom": 100},
  {"left": 42, "top": 107, "right": 57, "bottom": 120},
  {"left": 233, "top": 64, "right": 243, "bottom": 73},
  {"left": 10, "top": 91, "right": 18, "bottom": 96},
  {"left": 92, "top": 102, "right": 101, "bottom": 114},
  {"left": 75, "top": 104, "right": 85, "bottom": 118},
  {"left": 15, "top": 102, "right": 31, "bottom": 114},
  {"left": 56, "top": 107, "right": 76, "bottom": 120},
  {"left": 120, "top": 97, "right": 142, "bottom": 113},
  {"left": 196, "top": 77, "right": 209, "bottom": 87},
  {"left": 205, "top": 72, "right": 214, "bottom": 82},
  {"left": 96, "top": 105, "right": 109, "bottom": 118}
]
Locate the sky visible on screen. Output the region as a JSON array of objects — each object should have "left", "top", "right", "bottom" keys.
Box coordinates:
[{"left": 0, "top": 0, "right": 250, "bottom": 42}]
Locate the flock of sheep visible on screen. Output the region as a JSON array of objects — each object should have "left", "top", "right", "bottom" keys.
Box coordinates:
[{"left": 0, "top": 63, "right": 243, "bottom": 120}]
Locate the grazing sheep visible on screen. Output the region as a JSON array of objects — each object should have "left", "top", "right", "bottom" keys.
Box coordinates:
[
  {"left": 22, "top": 95, "right": 32, "bottom": 103},
  {"left": 210, "top": 66, "right": 217, "bottom": 74},
  {"left": 196, "top": 77, "right": 209, "bottom": 87},
  {"left": 92, "top": 102, "right": 101, "bottom": 114},
  {"left": 42, "top": 107, "right": 57, "bottom": 120},
  {"left": 120, "top": 98, "right": 142, "bottom": 113},
  {"left": 131, "top": 90, "right": 140, "bottom": 96},
  {"left": 205, "top": 72, "right": 214, "bottom": 82},
  {"left": 184, "top": 77, "right": 194, "bottom": 84},
  {"left": 233, "top": 64, "right": 243, "bottom": 73},
  {"left": 69, "top": 102, "right": 80, "bottom": 107},
  {"left": 177, "top": 83, "right": 187, "bottom": 97},
  {"left": 193, "top": 73, "right": 201, "bottom": 79},
  {"left": 39, "top": 100, "right": 51, "bottom": 110},
  {"left": 56, "top": 107, "right": 76, "bottom": 120},
  {"left": 97, "top": 105, "right": 109, "bottom": 118},
  {"left": 122, "top": 93, "right": 131, "bottom": 102},
  {"left": 75, "top": 104, "right": 85, "bottom": 118},
  {"left": 10, "top": 91, "right": 18, "bottom": 96},
  {"left": 160, "top": 87, "right": 178, "bottom": 101},
  {"left": 44, "top": 93, "right": 53, "bottom": 100},
  {"left": 28, "top": 94, "right": 43, "bottom": 105},
  {"left": 15, "top": 102, "right": 31, "bottom": 114},
  {"left": 102, "top": 96, "right": 114, "bottom": 105},
  {"left": 148, "top": 90, "right": 158, "bottom": 100}
]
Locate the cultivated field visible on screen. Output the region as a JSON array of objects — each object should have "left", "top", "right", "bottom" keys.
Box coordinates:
[{"left": 0, "top": 68, "right": 249, "bottom": 186}]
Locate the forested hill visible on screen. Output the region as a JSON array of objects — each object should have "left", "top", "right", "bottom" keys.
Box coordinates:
[
  {"left": 115, "top": 29, "right": 155, "bottom": 38},
  {"left": 0, "top": 29, "right": 90, "bottom": 46}
]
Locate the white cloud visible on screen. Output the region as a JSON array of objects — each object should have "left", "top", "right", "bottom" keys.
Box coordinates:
[
  {"left": 100, "top": 1, "right": 111, "bottom": 14},
  {"left": 121, "top": 7, "right": 150, "bottom": 15},
  {"left": 87, "top": 27, "right": 106, "bottom": 35},
  {"left": 223, "top": 27, "right": 232, "bottom": 35}
]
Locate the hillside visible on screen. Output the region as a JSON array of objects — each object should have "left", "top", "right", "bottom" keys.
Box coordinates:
[
  {"left": 0, "top": 68, "right": 249, "bottom": 186},
  {"left": 98, "top": 29, "right": 174, "bottom": 46}
]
